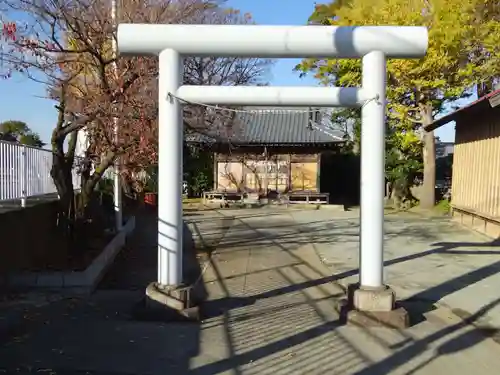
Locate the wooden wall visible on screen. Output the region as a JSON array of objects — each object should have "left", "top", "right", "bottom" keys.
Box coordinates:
[
  {"left": 214, "top": 151, "right": 320, "bottom": 193},
  {"left": 452, "top": 107, "right": 500, "bottom": 220}
]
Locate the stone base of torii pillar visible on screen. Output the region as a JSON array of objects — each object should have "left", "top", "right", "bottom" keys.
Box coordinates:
[
  {"left": 342, "top": 283, "right": 410, "bottom": 329},
  {"left": 142, "top": 282, "right": 201, "bottom": 321},
  {"left": 133, "top": 221, "right": 206, "bottom": 322}
]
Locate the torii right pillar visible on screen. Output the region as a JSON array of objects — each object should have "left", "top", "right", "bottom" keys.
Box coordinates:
[{"left": 346, "top": 50, "right": 408, "bottom": 328}]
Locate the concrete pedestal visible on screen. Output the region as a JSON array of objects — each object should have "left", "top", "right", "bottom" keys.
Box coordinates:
[
  {"left": 141, "top": 282, "right": 201, "bottom": 321},
  {"left": 133, "top": 220, "right": 207, "bottom": 322},
  {"left": 133, "top": 279, "right": 207, "bottom": 322},
  {"left": 344, "top": 283, "right": 409, "bottom": 329}
]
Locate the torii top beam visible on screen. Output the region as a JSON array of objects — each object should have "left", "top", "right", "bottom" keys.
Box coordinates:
[{"left": 117, "top": 24, "right": 428, "bottom": 59}]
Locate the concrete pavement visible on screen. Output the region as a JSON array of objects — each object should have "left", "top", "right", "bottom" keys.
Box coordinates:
[
  {"left": 289, "top": 208, "right": 500, "bottom": 329},
  {"left": 1, "top": 207, "right": 500, "bottom": 374}
]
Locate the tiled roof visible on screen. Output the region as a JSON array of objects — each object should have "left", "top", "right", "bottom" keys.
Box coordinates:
[{"left": 186, "top": 110, "right": 345, "bottom": 145}]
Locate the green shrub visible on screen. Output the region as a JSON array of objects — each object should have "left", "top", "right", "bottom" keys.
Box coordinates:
[{"left": 435, "top": 199, "right": 451, "bottom": 214}]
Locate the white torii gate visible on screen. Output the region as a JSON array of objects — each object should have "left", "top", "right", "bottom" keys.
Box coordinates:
[{"left": 118, "top": 24, "right": 428, "bottom": 312}]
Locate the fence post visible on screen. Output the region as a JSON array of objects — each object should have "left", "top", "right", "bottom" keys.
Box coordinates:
[{"left": 21, "top": 144, "right": 28, "bottom": 207}]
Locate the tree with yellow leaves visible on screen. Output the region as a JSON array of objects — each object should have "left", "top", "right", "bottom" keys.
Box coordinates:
[{"left": 297, "top": 0, "right": 500, "bottom": 208}]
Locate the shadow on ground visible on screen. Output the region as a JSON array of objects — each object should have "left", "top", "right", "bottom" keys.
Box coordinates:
[
  {"left": 195, "top": 211, "right": 500, "bottom": 374},
  {"left": 1, "top": 208, "right": 500, "bottom": 374}
]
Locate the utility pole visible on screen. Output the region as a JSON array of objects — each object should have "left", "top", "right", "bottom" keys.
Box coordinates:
[{"left": 111, "top": 0, "right": 123, "bottom": 231}]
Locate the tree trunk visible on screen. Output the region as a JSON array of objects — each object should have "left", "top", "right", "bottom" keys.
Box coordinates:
[
  {"left": 386, "top": 181, "right": 392, "bottom": 199},
  {"left": 420, "top": 105, "right": 436, "bottom": 209},
  {"left": 391, "top": 182, "right": 403, "bottom": 209},
  {"left": 391, "top": 177, "right": 415, "bottom": 210},
  {"left": 477, "top": 82, "right": 493, "bottom": 98},
  {"left": 50, "top": 153, "right": 76, "bottom": 246},
  {"left": 77, "top": 181, "right": 93, "bottom": 218},
  {"left": 78, "top": 159, "right": 107, "bottom": 219}
]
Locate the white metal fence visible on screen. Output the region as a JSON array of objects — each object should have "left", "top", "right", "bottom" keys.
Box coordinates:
[{"left": 0, "top": 140, "right": 80, "bottom": 205}]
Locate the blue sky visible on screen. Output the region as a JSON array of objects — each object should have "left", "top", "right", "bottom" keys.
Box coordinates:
[{"left": 0, "top": 0, "right": 459, "bottom": 144}]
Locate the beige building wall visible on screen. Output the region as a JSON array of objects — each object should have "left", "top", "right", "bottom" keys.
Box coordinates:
[{"left": 451, "top": 108, "right": 500, "bottom": 238}]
